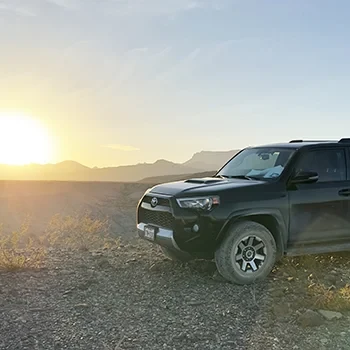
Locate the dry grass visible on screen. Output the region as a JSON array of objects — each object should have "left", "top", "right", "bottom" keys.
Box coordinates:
[
  {"left": 274, "top": 253, "right": 350, "bottom": 312},
  {"left": 277, "top": 254, "right": 324, "bottom": 278},
  {"left": 307, "top": 283, "right": 350, "bottom": 311},
  {"left": 45, "top": 212, "right": 114, "bottom": 251},
  {"left": 0, "top": 216, "right": 47, "bottom": 271},
  {"left": 0, "top": 212, "right": 117, "bottom": 271}
]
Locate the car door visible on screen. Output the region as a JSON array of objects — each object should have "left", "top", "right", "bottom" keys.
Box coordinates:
[{"left": 288, "top": 147, "right": 350, "bottom": 244}]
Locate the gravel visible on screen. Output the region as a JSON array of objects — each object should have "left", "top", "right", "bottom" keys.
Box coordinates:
[{"left": 1, "top": 239, "right": 350, "bottom": 350}]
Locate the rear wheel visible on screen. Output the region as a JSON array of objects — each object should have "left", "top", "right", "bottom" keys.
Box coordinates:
[
  {"left": 215, "top": 221, "right": 277, "bottom": 285},
  {"left": 160, "top": 247, "right": 193, "bottom": 262}
]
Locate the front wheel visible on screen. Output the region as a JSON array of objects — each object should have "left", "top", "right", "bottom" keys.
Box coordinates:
[
  {"left": 160, "top": 247, "right": 193, "bottom": 262},
  {"left": 215, "top": 221, "right": 277, "bottom": 285}
]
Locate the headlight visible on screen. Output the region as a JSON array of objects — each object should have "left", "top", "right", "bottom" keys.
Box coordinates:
[{"left": 176, "top": 196, "right": 220, "bottom": 211}]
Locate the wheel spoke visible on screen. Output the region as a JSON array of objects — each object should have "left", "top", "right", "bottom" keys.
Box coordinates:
[
  {"left": 255, "top": 253, "right": 265, "bottom": 261},
  {"left": 247, "top": 236, "right": 254, "bottom": 246},
  {"left": 253, "top": 242, "right": 264, "bottom": 251},
  {"left": 241, "top": 260, "right": 248, "bottom": 272},
  {"left": 250, "top": 260, "right": 258, "bottom": 271},
  {"left": 235, "top": 254, "right": 243, "bottom": 261},
  {"left": 238, "top": 242, "right": 245, "bottom": 251}
]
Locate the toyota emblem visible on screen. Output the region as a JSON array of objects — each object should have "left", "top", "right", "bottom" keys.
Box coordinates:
[{"left": 151, "top": 197, "right": 158, "bottom": 207}]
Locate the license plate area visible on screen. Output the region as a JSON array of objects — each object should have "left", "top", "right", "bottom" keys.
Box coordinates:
[{"left": 144, "top": 225, "right": 157, "bottom": 241}]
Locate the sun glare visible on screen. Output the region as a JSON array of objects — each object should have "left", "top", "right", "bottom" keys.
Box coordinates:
[{"left": 0, "top": 114, "right": 52, "bottom": 165}]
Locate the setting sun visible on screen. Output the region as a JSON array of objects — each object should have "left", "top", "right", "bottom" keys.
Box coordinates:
[{"left": 0, "top": 114, "right": 52, "bottom": 165}]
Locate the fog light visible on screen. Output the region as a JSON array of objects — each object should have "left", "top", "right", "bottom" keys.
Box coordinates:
[{"left": 192, "top": 224, "right": 200, "bottom": 233}]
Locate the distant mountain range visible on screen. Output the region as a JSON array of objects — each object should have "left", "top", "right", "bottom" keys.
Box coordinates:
[{"left": 0, "top": 150, "right": 239, "bottom": 182}]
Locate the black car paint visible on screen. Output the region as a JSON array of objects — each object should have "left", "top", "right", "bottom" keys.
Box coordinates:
[{"left": 137, "top": 142, "right": 350, "bottom": 258}]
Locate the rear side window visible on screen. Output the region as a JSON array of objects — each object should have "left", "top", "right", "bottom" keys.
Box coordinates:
[{"left": 295, "top": 149, "right": 347, "bottom": 182}]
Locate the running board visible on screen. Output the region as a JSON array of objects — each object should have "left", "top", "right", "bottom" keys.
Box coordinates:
[{"left": 286, "top": 242, "right": 350, "bottom": 256}]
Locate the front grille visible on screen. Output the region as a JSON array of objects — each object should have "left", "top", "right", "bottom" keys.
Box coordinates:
[
  {"left": 142, "top": 196, "right": 170, "bottom": 207},
  {"left": 139, "top": 208, "right": 174, "bottom": 229}
]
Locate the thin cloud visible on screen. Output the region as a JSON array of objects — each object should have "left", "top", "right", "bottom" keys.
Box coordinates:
[
  {"left": 0, "top": 3, "right": 36, "bottom": 16},
  {"left": 103, "top": 144, "right": 140, "bottom": 151},
  {"left": 45, "top": 0, "right": 80, "bottom": 10},
  {"left": 105, "top": 0, "right": 229, "bottom": 16}
]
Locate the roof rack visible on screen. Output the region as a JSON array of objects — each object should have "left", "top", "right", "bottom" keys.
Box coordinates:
[
  {"left": 339, "top": 138, "right": 350, "bottom": 143},
  {"left": 289, "top": 140, "right": 333, "bottom": 143}
]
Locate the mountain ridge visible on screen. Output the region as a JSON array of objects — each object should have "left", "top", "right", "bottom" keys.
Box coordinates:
[{"left": 0, "top": 150, "right": 239, "bottom": 182}]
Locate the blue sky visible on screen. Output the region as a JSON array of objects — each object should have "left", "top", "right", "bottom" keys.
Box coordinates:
[{"left": 1, "top": 0, "right": 350, "bottom": 166}]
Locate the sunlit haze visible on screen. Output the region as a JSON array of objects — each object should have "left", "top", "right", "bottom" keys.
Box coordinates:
[
  {"left": 0, "top": 114, "right": 52, "bottom": 165},
  {"left": 1, "top": 1, "right": 350, "bottom": 167}
]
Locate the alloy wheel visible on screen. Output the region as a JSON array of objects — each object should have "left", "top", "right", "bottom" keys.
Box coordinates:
[{"left": 232, "top": 235, "right": 267, "bottom": 273}]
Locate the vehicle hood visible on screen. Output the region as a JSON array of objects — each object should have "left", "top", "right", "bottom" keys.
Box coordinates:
[{"left": 149, "top": 177, "right": 265, "bottom": 197}]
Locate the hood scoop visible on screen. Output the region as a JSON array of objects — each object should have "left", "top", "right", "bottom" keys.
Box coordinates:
[{"left": 184, "top": 177, "right": 223, "bottom": 184}]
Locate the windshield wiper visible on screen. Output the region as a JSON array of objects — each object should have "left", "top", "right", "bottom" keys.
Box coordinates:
[
  {"left": 215, "top": 174, "right": 229, "bottom": 179},
  {"left": 228, "top": 175, "right": 262, "bottom": 180},
  {"left": 215, "top": 174, "right": 262, "bottom": 180}
]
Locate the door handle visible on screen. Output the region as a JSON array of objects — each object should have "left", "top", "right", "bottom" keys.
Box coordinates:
[{"left": 339, "top": 189, "right": 350, "bottom": 197}]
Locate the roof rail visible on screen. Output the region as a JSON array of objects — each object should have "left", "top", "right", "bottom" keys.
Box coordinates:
[
  {"left": 289, "top": 140, "right": 333, "bottom": 143},
  {"left": 339, "top": 138, "right": 350, "bottom": 143}
]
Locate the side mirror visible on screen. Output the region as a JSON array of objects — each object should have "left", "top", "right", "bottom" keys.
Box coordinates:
[{"left": 291, "top": 171, "right": 319, "bottom": 184}]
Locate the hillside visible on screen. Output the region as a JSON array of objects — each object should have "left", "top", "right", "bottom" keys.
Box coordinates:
[
  {"left": 183, "top": 150, "right": 239, "bottom": 170},
  {"left": 0, "top": 150, "right": 239, "bottom": 182}
]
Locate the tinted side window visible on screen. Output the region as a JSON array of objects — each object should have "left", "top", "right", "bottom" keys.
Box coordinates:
[{"left": 295, "top": 149, "right": 347, "bottom": 182}]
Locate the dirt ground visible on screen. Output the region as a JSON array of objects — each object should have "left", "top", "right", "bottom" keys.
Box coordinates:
[
  {"left": 1, "top": 181, "right": 350, "bottom": 349},
  {"left": 0, "top": 181, "right": 149, "bottom": 237},
  {"left": 1, "top": 240, "right": 350, "bottom": 350}
]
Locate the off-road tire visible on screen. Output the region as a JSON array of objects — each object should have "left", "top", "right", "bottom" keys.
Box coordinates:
[{"left": 215, "top": 221, "right": 277, "bottom": 285}]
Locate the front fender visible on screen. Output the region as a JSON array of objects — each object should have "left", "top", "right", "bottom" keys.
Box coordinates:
[{"left": 216, "top": 208, "right": 288, "bottom": 256}]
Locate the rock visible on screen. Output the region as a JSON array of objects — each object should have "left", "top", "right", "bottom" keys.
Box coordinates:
[
  {"left": 91, "top": 251, "right": 103, "bottom": 257},
  {"left": 149, "top": 263, "right": 162, "bottom": 271},
  {"left": 212, "top": 271, "right": 227, "bottom": 283},
  {"left": 187, "top": 300, "right": 205, "bottom": 306},
  {"left": 15, "top": 316, "right": 26, "bottom": 323},
  {"left": 172, "top": 332, "right": 188, "bottom": 341},
  {"left": 96, "top": 258, "right": 111, "bottom": 269},
  {"left": 272, "top": 304, "right": 288, "bottom": 318},
  {"left": 271, "top": 289, "right": 285, "bottom": 298},
  {"left": 320, "top": 338, "right": 328, "bottom": 345},
  {"left": 340, "top": 332, "right": 346, "bottom": 337},
  {"left": 318, "top": 310, "right": 343, "bottom": 320},
  {"left": 324, "top": 275, "right": 338, "bottom": 286},
  {"left": 297, "top": 310, "right": 325, "bottom": 327}
]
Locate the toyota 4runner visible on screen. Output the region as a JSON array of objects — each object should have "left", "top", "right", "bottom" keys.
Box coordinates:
[{"left": 137, "top": 139, "right": 350, "bottom": 284}]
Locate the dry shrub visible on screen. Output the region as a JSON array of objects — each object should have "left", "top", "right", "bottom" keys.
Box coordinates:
[
  {"left": 307, "top": 283, "right": 350, "bottom": 311},
  {"left": 277, "top": 254, "right": 330, "bottom": 280},
  {"left": 46, "top": 212, "right": 112, "bottom": 251},
  {"left": 0, "top": 217, "right": 46, "bottom": 271}
]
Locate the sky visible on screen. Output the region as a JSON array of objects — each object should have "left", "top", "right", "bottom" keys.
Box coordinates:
[{"left": 1, "top": 0, "right": 350, "bottom": 167}]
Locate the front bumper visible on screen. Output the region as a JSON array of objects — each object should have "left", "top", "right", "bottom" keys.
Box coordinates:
[
  {"left": 137, "top": 222, "right": 183, "bottom": 252},
  {"left": 137, "top": 192, "right": 224, "bottom": 257}
]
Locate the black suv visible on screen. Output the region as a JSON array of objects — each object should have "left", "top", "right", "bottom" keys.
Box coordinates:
[{"left": 137, "top": 139, "right": 350, "bottom": 284}]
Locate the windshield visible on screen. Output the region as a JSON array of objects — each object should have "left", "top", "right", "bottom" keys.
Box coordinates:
[{"left": 217, "top": 148, "right": 295, "bottom": 180}]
